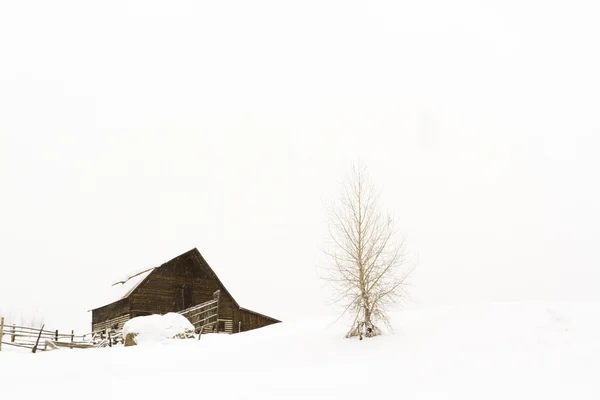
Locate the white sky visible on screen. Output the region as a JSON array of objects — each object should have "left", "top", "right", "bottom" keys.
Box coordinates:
[{"left": 1, "top": 0, "right": 599, "bottom": 333}]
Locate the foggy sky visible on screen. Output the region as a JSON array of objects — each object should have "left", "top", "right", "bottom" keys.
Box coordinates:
[{"left": 1, "top": 0, "right": 599, "bottom": 332}]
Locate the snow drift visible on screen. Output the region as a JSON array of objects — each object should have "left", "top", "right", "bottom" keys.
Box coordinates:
[
  {"left": 2, "top": 302, "right": 600, "bottom": 399},
  {"left": 122, "top": 313, "right": 195, "bottom": 346}
]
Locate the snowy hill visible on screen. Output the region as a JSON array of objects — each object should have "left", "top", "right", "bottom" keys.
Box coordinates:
[{"left": 2, "top": 302, "right": 599, "bottom": 399}]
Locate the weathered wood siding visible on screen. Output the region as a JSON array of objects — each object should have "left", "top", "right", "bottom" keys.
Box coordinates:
[
  {"left": 91, "top": 298, "right": 130, "bottom": 327},
  {"left": 128, "top": 251, "right": 238, "bottom": 321},
  {"left": 238, "top": 308, "right": 279, "bottom": 332},
  {"left": 92, "top": 314, "right": 131, "bottom": 333}
]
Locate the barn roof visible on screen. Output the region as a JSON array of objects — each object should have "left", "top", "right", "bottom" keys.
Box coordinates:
[
  {"left": 89, "top": 267, "right": 155, "bottom": 311},
  {"left": 111, "top": 267, "right": 155, "bottom": 299},
  {"left": 91, "top": 248, "right": 244, "bottom": 312},
  {"left": 191, "top": 249, "right": 281, "bottom": 322},
  {"left": 188, "top": 248, "right": 241, "bottom": 309},
  {"left": 91, "top": 248, "right": 281, "bottom": 325}
]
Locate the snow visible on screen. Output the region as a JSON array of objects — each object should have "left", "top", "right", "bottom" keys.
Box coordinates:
[
  {"left": 90, "top": 268, "right": 155, "bottom": 310},
  {"left": 122, "top": 313, "right": 195, "bottom": 345},
  {"left": 2, "top": 302, "right": 600, "bottom": 399}
]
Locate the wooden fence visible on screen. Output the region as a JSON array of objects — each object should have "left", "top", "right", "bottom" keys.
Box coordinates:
[
  {"left": 0, "top": 318, "right": 96, "bottom": 352},
  {"left": 179, "top": 290, "right": 220, "bottom": 334}
]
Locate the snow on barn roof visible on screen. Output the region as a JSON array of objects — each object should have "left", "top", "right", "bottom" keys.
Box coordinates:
[
  {"left": 90, "top": 267, "right": 155, "bottom": 311},
  {"left": 112, "top": 267, "right": 155, "bottom": 298}
]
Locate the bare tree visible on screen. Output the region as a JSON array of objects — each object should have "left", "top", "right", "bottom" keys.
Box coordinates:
[
  {"left": 18, "top": 313, "right": 45, "bottom": 329},
  {"left": 323, "top": 162, "right": 413, "bottom": 338}
]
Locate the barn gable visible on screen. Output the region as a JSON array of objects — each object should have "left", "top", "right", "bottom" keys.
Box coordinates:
[{"left": 91, "top": 248, "right": 280, "bottom": 334}]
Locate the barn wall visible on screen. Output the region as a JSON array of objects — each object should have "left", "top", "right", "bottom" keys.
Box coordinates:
[
  {"left": 92, "top": 314, "right": 131, "bottom": 333},
  {"left": 128, "top": 251, "right": 237, "bottom": 320},
  {"left": 92, "top": 298, "right": 130, "bottom": 326},
  {"left": 238, "top": 308, "right": 279, "bottom": 332}
]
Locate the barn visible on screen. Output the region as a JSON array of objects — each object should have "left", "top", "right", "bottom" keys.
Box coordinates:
[{"left": 91, "top": 248, "right": 280, "bottom": 335}]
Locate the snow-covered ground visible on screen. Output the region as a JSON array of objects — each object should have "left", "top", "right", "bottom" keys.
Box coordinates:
[{"left": 2, "top": 302, "right": 599, "bottom": 399}]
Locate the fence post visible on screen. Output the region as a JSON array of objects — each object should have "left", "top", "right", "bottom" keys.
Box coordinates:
[
  {"left": 213, "top": 290, "right": 220, "bottom": 333},
  {"left": 108, "top": 329, "right": 112, "bottom": 347},
  {"left": 32, "top": 324, "right": 45, "bottom": 354},
  {"left": 71, "top": 330, "right": 74, "bottom": 349},
  {"left": 11, "top": 324, "right": 15, "bottom": 342},
  {"left": 0, "top": 316, "right": 4, "bottom": 352},
  {"left": 55, "top": 330, "right": 58, "bottom": 342}
]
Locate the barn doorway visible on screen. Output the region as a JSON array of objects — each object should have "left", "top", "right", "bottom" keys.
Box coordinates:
[
  {"left": 176, "top": 285, "right": 193, "bottom": 311},
  {"left": 183, "top": 285, "right": 193, "bottom": 309}
]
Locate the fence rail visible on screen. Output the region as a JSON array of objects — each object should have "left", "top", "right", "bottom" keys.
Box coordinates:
[
  {"left": 179, "top": 298, "right": 219, "bottom": 332},
  {"left": 0, "top": 318, "right": 96, "bottom": 353}
]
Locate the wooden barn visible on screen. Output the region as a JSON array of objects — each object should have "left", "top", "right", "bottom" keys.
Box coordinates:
[{"left": 91, "top": 248, "right": 280, "bottom": 335}]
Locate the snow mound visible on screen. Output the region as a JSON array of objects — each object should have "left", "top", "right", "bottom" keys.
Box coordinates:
[{"left": 122, "top": 313, "right": 195, "bottom": 345}]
